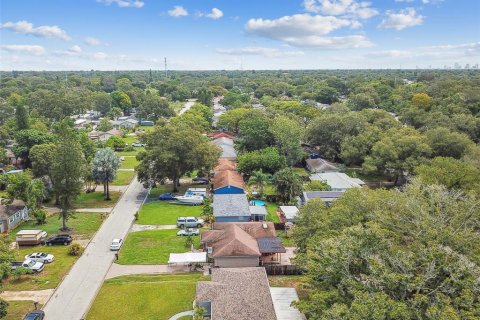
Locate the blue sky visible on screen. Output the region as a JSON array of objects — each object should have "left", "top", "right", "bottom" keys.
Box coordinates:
[{"left": 1, "top": 0, "right": 479, "bottom": 70}]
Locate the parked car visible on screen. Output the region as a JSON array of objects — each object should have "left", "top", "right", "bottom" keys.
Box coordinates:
[
  {"left": 192, "top": 177, "right": 209, "bottom": 185},
  {"left": 132, "top": 141, "right": 145, "bottom": 147},
  {"left": 110, "top": 238, "right": 122, "bottom": 251},
  {"left": 23, "top": 310, "right": 45, "bottom": 320},
  {"left": 24, "top": 252, "right": 55, "bottom": 264},
  {"left": 177, "top": 228, "right": 199, "bottom": 236},
  {"left": 44, "top": 234, "right": 73, "bottom": 246},
  {"left": 176, "top": 217, "right": 204, "bottom": 228},
  {"left": 158, "top": 193, "right": 176, "bottom": 201},
  {"left": 11, "top": 259, "right": 44, "bottom": 273}
]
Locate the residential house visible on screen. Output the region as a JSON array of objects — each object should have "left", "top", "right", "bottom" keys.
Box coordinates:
[
  {"left": 213, "top": 170, "right": 244, "bottom": 194},
  {"left": 279, "top": 206, "right": 299, "bottom": 223},
  {"left": 213, "top": 194, "right": 250, "bottom": 222},
  {"left": 218, "top": 144, "right": 237, "bottom": 161},
  {"left": 305, "top": 158, "right": 338, "bottom": 173},
  {"left": 195, "top": 267, "right": 276, "bottom": 320},
  {"left": 310, "top": 172, "right": 365, "bottom": 191},
  {"left": 213, "top": 159, "right": 236, "bottom": 174},
  {"left": 249, "top": 205, "right": 267, "bottom": 221},
  {"left": 201, "top": 222, "right": 286, "bottom": 267},
  {"left": 301, "top": 191, "right": 345, "bottom": 206},
  {"left": 74, "top": 118, "right": 90, "bottom": 129},
  {"left": 0, "top": 200, "right": 29, "bottom": 233},
  {"left": 111, "top": 118, "right": 138, "bottom": 130}
]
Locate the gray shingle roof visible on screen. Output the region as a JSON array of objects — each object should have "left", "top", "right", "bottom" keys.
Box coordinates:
[
  {"left": 249, "top": 206, "right": 267, "bottom": 216},
  {"left": 257, "top": 237, "right": 286, "bottom": 253},
  {"left": 213, "top": 194, "right": 250, "bottom": 217}
]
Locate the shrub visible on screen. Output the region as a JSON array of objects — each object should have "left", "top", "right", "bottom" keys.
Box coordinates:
[
  {"left": 33, "top": 209, "right": 47, "bottom": 225},
  {"left": 185, "top": 236, "right": 193, "bottom": 249},
  {"left": 134, "top": 211, "right": 139, "bottom": 221},
  {"left": 0, "top": 299, "right": 8, "bottom": 318},
  {"left": 68, "top": 243, "right": 84, "bottom": 256},
  {"left": 125, "top": 145, "right": 135, "bottom": 152},
  {"left": 13, "top": 266, "right": 32, "bottom": 280}
]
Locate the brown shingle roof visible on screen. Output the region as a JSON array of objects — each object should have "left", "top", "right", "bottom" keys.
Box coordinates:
[
  {"left": 0, "top": 199, "right": 26, "bottom": 219},
  {"left": 196, "top": 267, "right": 276, "bottom": 320},
  {"left": 213, "top": 170, "right": 244, "bottom": 190},
  {"left": 201, "top": 222, "right": 279, "bottom": 257},
  {"left": 214, "top": 159, "right": 237, "bottom": 172}
]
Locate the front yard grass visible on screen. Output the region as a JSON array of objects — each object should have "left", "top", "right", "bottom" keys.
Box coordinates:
[
  {"left": 86, "top": 273, "right": 206, "bottom": 320},
  {"left": 73, "top": 191, "right": 121, "bottom": 208},
  {"left": 137, "top": 201, "right": 202, "bottom": 225},
  {"left": 3, "top": 245, "right": 79, "bottom": 291},
  {"left": 111, "top": 171, "right": 135, "bottom": 185},
  {"left": 117, "top": 229, "right": 200, "bottom": 265},
  {"left": 5, "top": 300, "right": 38, "bottom": 320},
  {"left": 116, "top": 147, "right": 144, "bottom": 156},
  {"left": 10, "top": 212, "right": 103, "bottom": 240},
  {"left": 119, "top": 156, "right": 138, "bottom": 169}
]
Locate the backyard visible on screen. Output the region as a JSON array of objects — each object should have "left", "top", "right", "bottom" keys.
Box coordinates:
[
  {"left": 117, "top": 229, "right": 200, "bottom": 265},
  {"left": 137, "top": 201, "right": 202, "bottom": 225},
  {"left": 268, "top": 275, "right": 310, "bottom": 300},
  {"left": 86, "top": 273, "right": 206, "bottom": 320},
  {"left": 266, "top": 202, "right": 280, "bottom": 223}
]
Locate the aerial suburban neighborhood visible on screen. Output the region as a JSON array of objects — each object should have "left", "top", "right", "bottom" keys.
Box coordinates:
[{"left": 1, "top": 0, "right": 479, "bottom": 319}]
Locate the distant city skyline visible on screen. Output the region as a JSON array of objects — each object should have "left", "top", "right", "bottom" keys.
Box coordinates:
[{"left": 1, "top": 0, "right": 479, "bottom": 70}]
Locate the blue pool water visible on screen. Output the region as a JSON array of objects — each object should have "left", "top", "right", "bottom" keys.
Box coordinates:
[{"left": 250, "top": 199, "right": 266, "bottom": 206}]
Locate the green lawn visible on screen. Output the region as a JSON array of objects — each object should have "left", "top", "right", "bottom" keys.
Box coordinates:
[
  {"left": 123, "top": 135, "right": 138, "bottom": 145},
  {"left": 266, "top": 202, "right": 280, "bottom": 223},
  {"left": 111, "top": 171, "right": 135, "bottom": 185},
  {"left": 86, "top": 273, "right": 206, "bottom": 320},
  {"left": 137, "top": 125, "right": 155, "bottom": 132},
  {"left": 292, "top": 167, "right": 310, "bottom": 178},
  {"left": 5, "top": 301, "right": 39, "bottom": 320},
  {"left": 276, "top": 230, "right": 295, "bottom": 247},
  {"left": 119, "top": 156, "right": 138, "bottom": 169},
  {"left": 117, "top": 229, "right": 200, "bottom": 265},
  {"left": 117, "top": 147, "right": 144, "bottom": 156},
  {"left": 149, "top": 184, "right": 197, "bottom": 198},
  {"left": 3, "top": 245, "right": 79, "bottom": 291},
  {"left": 73, "top": 191, "right": 121, "bottom": 208},
  {"left": 137, "top": 201, "right": 202, "bottom": 225},
  {"left": 9, "top": 212, "right": 103, "bottom": 241}
]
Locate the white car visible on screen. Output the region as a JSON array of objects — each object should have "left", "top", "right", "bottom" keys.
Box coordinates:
[
  {"left": 177, "top": 228, "right": 199, "bottom": 236},
  {"left": 24, "top": 252, "right": 55, "bottom": 264},
  {"left": 110, "top": 238, "right": 122, "bottom": 251}
]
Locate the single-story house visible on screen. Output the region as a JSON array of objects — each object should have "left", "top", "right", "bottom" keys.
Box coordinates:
[
  {"left": 201, "top": 222, "right": 286, "bottom": 267},
  {"left": 279, "top": 206, "right": 299, "bottom": 223},
  {"left": 213, "top": 194, "right": 250, "bottom": 222},
  {"left": 213, "top": 137, "right": 234, "bottom": 147},
  {"left": 305, "top": 158, "right": 338, "bottom": 173},
  {"left": 111, "top": 119, "right": 138, "bottom": 129},
  {"left": 106, "top": 128, "right": 123, "bottom": 137},
  {"left": 249, "top": 205, "right": 267, "bottom": 221},
  {"left": 0, "top": 200, "right": 29, "bottom": 233},
  {"left": 74, "top": 118, "right": 90, "bottom": 128},
  {"left": 310, "top": 172, "right": 365, "bottom": 191},
  {"left": 213, "top": 159, "right": 236, "bottom": 174},
  {"left": 195, "top": 267, "right": 276, "bottom": 320},
  {"left": 302, "top": 191, "right": 345, "bottom": 206},
  {"left": 218, "top": 144, "right": 237, "bottom": 161},
  {"left": 139, "top": 120, "right": 154, "bottom": 126},
  {"left": 213, "top": 170, "right": 244, "bottom": 194},
  {"left": 88, "top": 130, "right": 118, "bottom": 142}
]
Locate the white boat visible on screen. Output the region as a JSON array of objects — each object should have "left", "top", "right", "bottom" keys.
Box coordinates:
[{"left": 175, "top": 195, "right": 204, "bottom": 205}]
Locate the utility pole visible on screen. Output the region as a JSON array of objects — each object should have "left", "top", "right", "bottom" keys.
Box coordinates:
[{"left": 164, "top": 57, "right": 168, "bottom": 80}]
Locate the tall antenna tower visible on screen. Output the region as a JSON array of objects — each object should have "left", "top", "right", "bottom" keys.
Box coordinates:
[{"left": 164, "top": 57, "right": 168, "bottom": 80}]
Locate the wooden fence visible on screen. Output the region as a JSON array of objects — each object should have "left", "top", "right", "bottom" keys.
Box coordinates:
[{"left": 264, "top": 265, "right": 304, "bottom": 276}]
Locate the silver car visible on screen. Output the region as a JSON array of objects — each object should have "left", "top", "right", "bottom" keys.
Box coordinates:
[
  {"left": 177, "top": 228, "right": 199, "bottom": 236},
  {"left": 24, "top": 252, "right": 55, "bottom": 263}
]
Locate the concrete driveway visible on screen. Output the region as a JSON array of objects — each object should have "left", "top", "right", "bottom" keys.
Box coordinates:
[{"left": 42, "top": 177, "right": 148, "bottom": 320}]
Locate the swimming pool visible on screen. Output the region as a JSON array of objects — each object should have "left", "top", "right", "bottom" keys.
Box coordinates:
[{"left": 250, "top": 199, "right": 265, "bottom": 206}]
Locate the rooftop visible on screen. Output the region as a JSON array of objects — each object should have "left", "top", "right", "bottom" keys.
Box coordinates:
[
  {"left": 305, "top": 158, "right": 338, "bottom": 172},
  {"left": 213, "top": 137, "right": 234, "bottom": 146},
  {"left": 249, "top": 205, "right": 268, "bottom": 216},
  {"left": 310, "top": 172, "right": 365, "bottom": 190},
  {"left": 279, "top": 206, "right": 299, "bottom": 220},
  {"left": 213, "top": 194, "right": 250, "bottom": 217},
  {"left": 213, "top": 170, "right": 244, "bottom": 190},
  {"left": 0, "top": 199, "right": 26, "bottom": 219},
  {"left": 218, "top": 144, "right": 237, "bottom": 159},
  {"left": 214, "top": 159, "right": 237, "bottom": 172},
  {"left": 196, "top": 268, "right": 276, "bottom": 320}
]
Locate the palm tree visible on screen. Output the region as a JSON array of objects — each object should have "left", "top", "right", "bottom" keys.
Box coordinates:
[{"left": 248, "top": 169, "right": 271, "bottom": 195}]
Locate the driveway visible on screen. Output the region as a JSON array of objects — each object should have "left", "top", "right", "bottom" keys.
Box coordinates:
[{"left": 42, "top": 177, "right": 148, "bottom": 320}]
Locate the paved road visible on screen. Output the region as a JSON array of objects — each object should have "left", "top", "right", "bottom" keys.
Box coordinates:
[
  {"left": 178, "top": 99, "right": 196, "bottom": 115},
  {"left": 43, "top": 178, "right": 148, "bottom": 320}
]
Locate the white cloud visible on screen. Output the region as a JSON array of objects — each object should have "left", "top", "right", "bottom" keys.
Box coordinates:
[
  {"left": 303, "top": 0, "right": 378, "bottom": 19},
  {"left": 54, "top": 46, "right": 108, "bottom": 60},
  {"left": 216, "top": 47, "right": 304, "bottom": 58},
  {"left": 0, "top": 44, "right": 46, "bottom": 55},
  {"left": 68, "top": 45, "right": 83, "bottom": 54},
  {"left": 168, "top": 6, "right": 188, "bottom": 17},
  {"left": 205, "top": 8, "right": 224, "bottom": 20},
  {"left": 379, "top": 8, "right": 424, "bottom": 30},
  {"left": 365, "top": 42, "right": 480, "bottom": 60},
  {"left": 245, "top": 14, "right": 372, "bottom": 49},
  {"left": 97, "top": 0, "right": 144, "bottom": 8},
  {"left": 84, "top": 37, "right": 103, "bottom": 46},
  {"left": 1, "top": 20, "right": 70, "bottom": 41}
]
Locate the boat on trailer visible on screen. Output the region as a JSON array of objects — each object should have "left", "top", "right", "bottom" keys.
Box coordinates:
[{"left": 175, "top": 195, "right": 204, "bottom": 205}]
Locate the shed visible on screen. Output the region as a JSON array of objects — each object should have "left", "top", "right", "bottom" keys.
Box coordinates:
[
  {"left": 279, "top": 206, "right": 299, "bottom": 222},
  {"left": 249, "top": 206, "right": 267, "bottom": 221}
]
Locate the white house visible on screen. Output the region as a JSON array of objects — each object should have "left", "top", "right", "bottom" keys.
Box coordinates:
[{"left": 310, "top": 172, "right": 365, "bottom": 192}]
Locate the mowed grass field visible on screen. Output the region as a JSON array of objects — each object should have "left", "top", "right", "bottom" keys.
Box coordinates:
[
  {"left": 5, "top": 300, "right": 39, "bottom": 320},
  {"left": 73, "top": 191, "right": 121, "bottom": 208},
  {"left": 119, "top": 156, "right": 138, "bottom": 169},
  {"left": 117, "top": 229, "right": 200, "bottom": 265},
  {"left": 86, "top": 273, "right": 207, "bottom": 320},
  {"left": 111, "top": 171, "right": 135, "bottom": 185},
  {"left": 137, "top": 201, "right": 202, "bottom": 225}
]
